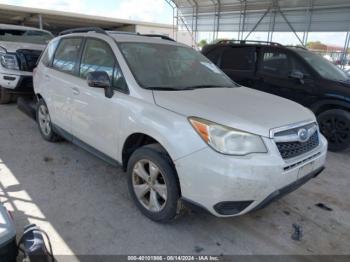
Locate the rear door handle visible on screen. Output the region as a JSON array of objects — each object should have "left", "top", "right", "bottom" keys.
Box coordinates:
[
  {"left": 44, "top": 74, "right": 50, "bottom": 79},
  {"left": 72, "top": 87, "right": 80, "bottom": 95}
]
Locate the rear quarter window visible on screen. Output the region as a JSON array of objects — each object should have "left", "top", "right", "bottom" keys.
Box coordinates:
[
  {"left": 205, "top": 47, "right": 223, "bottom": 65},
  {"left": 52, "top": 38, "right": 83, "bottom": 74},
  {"left": 41, "top": 38, "right": 60, "bottom": 67}
]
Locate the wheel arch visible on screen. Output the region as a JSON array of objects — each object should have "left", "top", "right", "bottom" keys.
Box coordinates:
[
  {"left": 121, "top": 133, "right": 170, "bottom": 171},
  {"left": 310, "top": 99, "right": 350, "bottom": 115},
  {"left": 121, "top": 132, "right": 182, "bottom": 196},
  {"left": 35, "top": 93, "right": 43, "bottom": 102}
]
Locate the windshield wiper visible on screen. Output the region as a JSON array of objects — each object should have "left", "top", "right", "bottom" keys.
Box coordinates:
[
  {"left": 184, "top": 85, "right": 236, "bottom": 89},
  {"left": 146, "top": 85, "right": 236, "bottom": 91},
  {"left": 145, "top": 86, "right": 195, "bottom": 91}
]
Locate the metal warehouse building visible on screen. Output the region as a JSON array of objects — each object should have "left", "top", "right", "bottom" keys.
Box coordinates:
[{"left": 0, "top": 3, "right": 192, "bottom": 45}]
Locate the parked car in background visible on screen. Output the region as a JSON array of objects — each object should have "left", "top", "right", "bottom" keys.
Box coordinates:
[
  {"left": 345, "top": 69, "right": 350, "bottom": 77},
  {"left": 343, "top": 63, "right": 350, "bottom": 72},
  {"left": 323, "top": 55, "right": 334, "bottom": 62},
  {"left": 0, "top": 24, "right": 53, "bottom": 104},
  {"left": 202, "top": 40, "right": 350, "bottom": 151},
  {"left": 33, "top": 28, "right": 327, "bottom": 222},
  {"left": 0, "top": 202, "right": 17, "bottom": 262}
]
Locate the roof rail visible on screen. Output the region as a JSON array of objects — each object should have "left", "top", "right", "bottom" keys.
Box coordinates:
[
  {"left": 107, "top": 31, "right": 139, "bottom": 36},
  {"left": 58, "top": 28, "right": 176, "bottom": 42},
  {"left": 140, "top": 34, "right": 175, "bottom": 42},
  {"left": 59, "top": 27, "right": 108, "bottom": 36},
  {"left": 217, "top": 39, "right": 283, "bottom": 47}
]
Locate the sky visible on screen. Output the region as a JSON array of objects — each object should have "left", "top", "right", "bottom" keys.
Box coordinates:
[
  {"left": 0, "top": 0, "right": 347, "bottom": 47},
  {"left": 0, "top": 0, "right": 174, "bottom": 24}
]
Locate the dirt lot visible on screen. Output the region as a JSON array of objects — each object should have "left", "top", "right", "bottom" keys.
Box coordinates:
[{"left": 0, "top": 104, "right": 349, "bottom": 258}]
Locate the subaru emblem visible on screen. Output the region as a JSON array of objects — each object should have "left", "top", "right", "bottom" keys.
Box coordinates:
[{"left": 298, "top": 128, "right": 309, "bottom": 142}]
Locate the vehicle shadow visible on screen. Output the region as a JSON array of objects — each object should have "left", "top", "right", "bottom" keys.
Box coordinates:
[{"left": 0, "top": 104, "right": 349, "bottom": 260}]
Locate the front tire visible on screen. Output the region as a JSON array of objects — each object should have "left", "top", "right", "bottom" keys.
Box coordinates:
[
  {"left": 318, "top": 109, "right": 350, "bottom": 152},
  {"left": 0, "top": 87, "right": 12, "bottom": 104},
  {"left": 36, "top": 99, "right": 61, "bottom": 142},
  {"left": 127, "top": 144, "right": 181, "bottom": 222}
]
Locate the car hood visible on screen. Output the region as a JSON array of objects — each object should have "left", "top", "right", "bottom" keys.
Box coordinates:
[
  {"left": 153, "top": 87, "right": 315, "bottom": 137},
  {"left": 0, "top": 41, "right": 45, "bottom": 52}
]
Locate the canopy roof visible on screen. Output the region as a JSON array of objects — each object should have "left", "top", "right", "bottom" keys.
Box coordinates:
[
  {"left": 171, "top": 0, "right": 350, "bottom": 33},
  {"left": 0, "top": 4, "right": 172, "bottom": 34}
]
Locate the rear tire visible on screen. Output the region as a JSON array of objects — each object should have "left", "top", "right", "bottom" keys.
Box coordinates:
[
  {"left": 127, "top": 144, "right": 181, "bottom": 222},
  {"left": 36, "top": 99, "right": 61, "bottom": 142},
  {"left": 318, "top": 109, "right": 350, "bottom": 152},
  {"left": 0, "top": 87, "right": 12, "bottom": 104}
]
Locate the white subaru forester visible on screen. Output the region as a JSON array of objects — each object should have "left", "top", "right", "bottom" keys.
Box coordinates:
[{"left": 33, "top": 28, "right": 327, "bottom": 222}]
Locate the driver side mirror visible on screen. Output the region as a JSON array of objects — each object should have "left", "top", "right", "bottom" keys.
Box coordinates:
[
  {"left": 87, "top": 71, "right": 114, "bottom": 98},
  {"left": 289, "top": 70, "right": 305, "bottom": 84}
]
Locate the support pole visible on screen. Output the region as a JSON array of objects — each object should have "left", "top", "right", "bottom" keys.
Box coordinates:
[
  {"left": 166, "top": 0, "right": 197, "bottom": 48},
  {"left": 303, "top": 0, "right": 313, "bottom": 46},
  {"left": 240, "top": 0, "right": 247, "bottom": 40},
  {"left": 164, "top": 0, "right": 176, "bottom": 41},
  {"left": 267, "top": 2, "right": 277, "bottom": 42},
  {"left": 342, "top": 30, "right": 350, "bottom": 68},
  {"left": 176, "top": 8, "right": 179, "bottom": 41},
  {"left": 194, "top": 2, "right": 198, "bottom": 43},
  {"left": 38, "top": 14, "right": 43, "bottom": 29},
  {"left": 271, "top": 0, "right": 279, "bottom": 42},
  {"left": 216, "top": 0, "right": 221, "bottom": 40},
  {"left": 210, "top": 0, "right": 217, "bottom": 42},
  {"left": 237, "top": 1, "right": 242, "bottom": 40}
]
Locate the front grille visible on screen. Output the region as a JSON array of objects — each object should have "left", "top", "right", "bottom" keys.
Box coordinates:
[
  {"left": 16, "top": 49, "right": 42, "bottom": 72},
  {"left": 283, "top": 152, "right": 321, "bottom": 171},
  {"left": 276, "top": 131, "right": 319, "bottom": 159}
]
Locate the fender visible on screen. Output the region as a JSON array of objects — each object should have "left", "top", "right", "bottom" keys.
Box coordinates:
[
  {"left": 310, "top": 97, "right": 350, "bottom": 114},
  {"left": 115, "top": 96, "right": 207, "bottom": 163}
]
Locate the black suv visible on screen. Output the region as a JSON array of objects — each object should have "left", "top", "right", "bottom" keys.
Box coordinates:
[{"left": 202, "top": 40, "right": 350, "bottom": 152}]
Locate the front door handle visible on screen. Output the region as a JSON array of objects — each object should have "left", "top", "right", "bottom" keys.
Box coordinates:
[{"left": 72, "top": 87, "right": 80, "bottom": 95}]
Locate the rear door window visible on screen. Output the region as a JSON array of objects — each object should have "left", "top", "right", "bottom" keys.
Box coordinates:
[
  {"left": 221, "top": 47, "right": 256, "bottom": 71},
  {"left": 259, "top": 50, "right": 291, "bottom": 77},
  {"left": 52, "top": 38, "right": 83, "bottom": 74},
  {"left": 290, "top": 56, "right": 311, "bottom": 76}
]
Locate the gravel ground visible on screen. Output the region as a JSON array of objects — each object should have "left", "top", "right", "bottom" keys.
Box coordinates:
[{"left": 0, "top": 104, "right": 349, "bottom": 258}]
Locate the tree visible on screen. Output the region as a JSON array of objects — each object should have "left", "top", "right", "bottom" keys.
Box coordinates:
[
  {"left": 198, "top": 39, "right": 208, "bottom": 48},
  {"left": 211, "top": 38, "right": 232, "bottom": 44},
  {"left": 306, "top": 41, "right": 327, "bottom": 51}
]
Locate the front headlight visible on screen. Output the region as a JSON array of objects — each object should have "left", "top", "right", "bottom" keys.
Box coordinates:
[
  {"left": 189, "top": 117, "right": 267, "bottom": 155},
  {"left": 0, "top": 53, "right": 19, "bottom": 70}
]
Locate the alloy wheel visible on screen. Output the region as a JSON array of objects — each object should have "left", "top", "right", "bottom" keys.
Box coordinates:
[
  {"left": 319, "top": 115, "right": 350, "bottom": 146},
  {"left": 132, "top": 159, "right": 168, "bottom": 212},
  {"left": 38, "top": 104, "right": 52, "bottom": 136}
]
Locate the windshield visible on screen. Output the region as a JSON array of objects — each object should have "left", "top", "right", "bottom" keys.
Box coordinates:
[
  {"left": 119, "top": 42, "right": 236, "bottom": 90},
  {"left": 0, "top": 29, "right": 53, "bottom": 45},
  {"left": 295, "top": 49, "right": 349, "bottom": 82}
]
